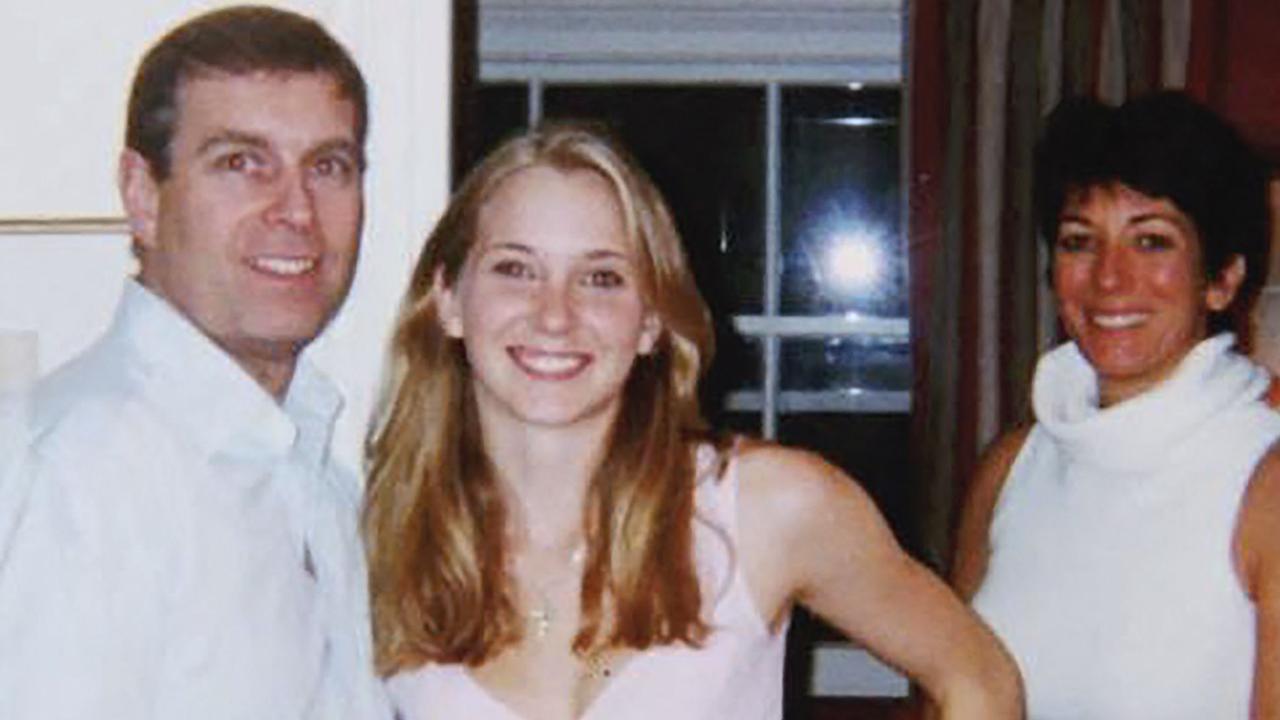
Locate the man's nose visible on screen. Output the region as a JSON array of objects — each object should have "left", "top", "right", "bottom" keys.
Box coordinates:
[{"left": 264, "top": 168, "right": 315, "bottom": 231}]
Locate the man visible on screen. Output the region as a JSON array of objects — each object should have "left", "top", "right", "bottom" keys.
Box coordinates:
[{"left": 0, "top": 7, "right": 386, "bottom": 718}]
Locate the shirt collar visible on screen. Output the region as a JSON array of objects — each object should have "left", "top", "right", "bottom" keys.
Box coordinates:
[{"left": 111, "top": 280, "right": 343, "bottom": 465}]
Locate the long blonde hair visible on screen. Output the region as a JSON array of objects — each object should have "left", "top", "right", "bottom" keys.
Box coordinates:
[{"left": 364, "top": 123, "right": 717, "bottom": 674}]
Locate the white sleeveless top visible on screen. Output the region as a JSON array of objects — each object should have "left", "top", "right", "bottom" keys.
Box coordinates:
[
  {"left": 973, "top": 334, "right": 1280, "bottom": 719},
  {"left": 386, "top": 444, "right": 789, "bottom": 719}
]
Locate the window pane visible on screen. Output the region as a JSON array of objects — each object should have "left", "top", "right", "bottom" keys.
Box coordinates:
[
  {"left": 780, "top": 87, "right": 903, "bottom": 317},
  {"left": 718, "top": 333, "right": 763, "bottom": 393},
  {"left": 468, "top": 83, "right": 528, "bottom": 175},
  {"left": 708, "top": 334, "right": 762, "bottom": 432},
  {"left": 718, "top": 411, "right": 763, "bottom": 438},
  {"left": 543, "top": 86, "right": 766, "bottom": 316},
  {"left": 780, "top": 337, "right": 910, "bottom": 393}
]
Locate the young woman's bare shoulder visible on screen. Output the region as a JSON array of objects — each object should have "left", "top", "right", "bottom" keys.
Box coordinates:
[
  {"left": 731, "top": 439, "right": 891, "bottom": 623},
  {"left": 732, "top": 440, "right": 878, "bottom": 532},
  {"left": 733, "top": 439, "right": 836, "bottom": 479}
]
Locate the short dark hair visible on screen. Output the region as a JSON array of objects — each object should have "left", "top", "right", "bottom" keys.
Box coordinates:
[
  {"left": 1034, "top": 91, "right": 1271, "bottom": 339},
  {"left": 125, "top": 5, "right": 368, "bottom": 180}
]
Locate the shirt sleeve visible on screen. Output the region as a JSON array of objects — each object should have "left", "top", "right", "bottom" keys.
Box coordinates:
[
  {"left": 0, "top": 412, "right": 168, "bottom": 719},
  {"left": 0, "top": 391, "right": 33, "bottom": 556}
]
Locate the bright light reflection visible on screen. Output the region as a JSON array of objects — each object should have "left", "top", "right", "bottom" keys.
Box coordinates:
[{"left": 825, "top": 232, "right": 883, "bottom": 295}]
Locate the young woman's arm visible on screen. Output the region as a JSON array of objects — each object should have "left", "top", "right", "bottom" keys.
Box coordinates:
[{"left": 736, "top": 443, "right": 1023, "bottom": 719}]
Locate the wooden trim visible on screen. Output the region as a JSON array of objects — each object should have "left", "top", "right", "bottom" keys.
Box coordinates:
[
  {"left": 452, "top": 0, "right": 479, "bottom": 187},
  {"left": 0, "top": 217, "right": 128, "bottom": 236}
]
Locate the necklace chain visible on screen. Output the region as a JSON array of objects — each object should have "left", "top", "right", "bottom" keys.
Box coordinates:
[
  {"left": 516, "top": 543, "right": 612, "bottom": 679},
  {"left": 519, "top": 541, "right": 586, "bottom": 639}
]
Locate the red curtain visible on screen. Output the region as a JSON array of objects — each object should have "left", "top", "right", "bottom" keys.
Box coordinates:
[{"left": 1185, "top": 1, "right": 1280, "bottom": 163}]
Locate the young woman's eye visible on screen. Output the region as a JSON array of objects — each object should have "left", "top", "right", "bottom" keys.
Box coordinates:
[
  {"left": 491, "top": 259, "right": 535, "bottom": 280},
  {"left": 582, "top": 268, "right": 625, "bottom": 289}
]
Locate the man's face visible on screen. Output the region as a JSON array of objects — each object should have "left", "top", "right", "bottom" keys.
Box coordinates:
[{"left": 121, "top": 70, "right": 363, "bottom": 395}]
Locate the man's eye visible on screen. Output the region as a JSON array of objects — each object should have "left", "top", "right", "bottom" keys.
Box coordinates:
[
  {"left": 215, "top": 151, "right": 261, "bottom": 173},
  {"left": 313, "top": 156, "right": 354, "bottom": 181}
]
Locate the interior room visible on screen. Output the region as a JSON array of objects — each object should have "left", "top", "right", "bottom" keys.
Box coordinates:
[{"left": 2, "top": 1, "right": 1277, "bottom": 717}]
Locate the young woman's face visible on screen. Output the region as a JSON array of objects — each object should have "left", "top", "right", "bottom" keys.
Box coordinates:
[
  {"left": 1052, "top": 183, "right": 1243, "bottom": 406},
  {"left": 437, "top": 165, "right": 660, "bottom": 432}
]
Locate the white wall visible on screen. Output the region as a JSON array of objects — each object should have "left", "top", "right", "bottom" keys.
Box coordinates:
[{"left": 0, "top": 0, "right": 453, "bottom": 467}]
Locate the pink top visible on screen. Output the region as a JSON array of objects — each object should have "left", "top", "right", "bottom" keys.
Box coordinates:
[{"left": 386, "top": 445, "right": 789, "bottom": 720}]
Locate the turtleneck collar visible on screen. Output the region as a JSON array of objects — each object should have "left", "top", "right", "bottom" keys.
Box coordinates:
[{"left": 1032, "top": 333, "right": 1270, "bottom": 472}]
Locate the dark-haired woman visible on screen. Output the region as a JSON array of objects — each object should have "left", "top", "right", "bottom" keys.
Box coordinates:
[{"left": 953, "top": 91, "right": 1280, "bottom": 718}]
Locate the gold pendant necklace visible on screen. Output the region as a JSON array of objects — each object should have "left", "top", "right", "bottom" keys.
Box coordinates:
[
  {"left": 583, "top": 651, "right": 613, "bottom": 679},
  {"left": 528, "top": 588, "right": 554, "bottom": 639},
  {"left": 522, "top": 543, "right": 586, "bottom": 640}
]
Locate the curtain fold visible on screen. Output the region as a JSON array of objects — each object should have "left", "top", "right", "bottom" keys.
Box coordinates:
[{"left": 906, "top": 0, "right": 1189, "bottom": 569}]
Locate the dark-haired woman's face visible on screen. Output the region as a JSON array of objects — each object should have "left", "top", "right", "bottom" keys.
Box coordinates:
[{"left": 1053, "top": 184, "right": 1243, "bottom": 406}]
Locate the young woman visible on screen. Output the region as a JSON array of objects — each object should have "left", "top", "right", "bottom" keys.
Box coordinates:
[{"left": 366, "top": 123, "right": 1022, "bottom": 719}]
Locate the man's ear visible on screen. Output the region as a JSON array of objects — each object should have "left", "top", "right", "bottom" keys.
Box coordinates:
[
  {"left": 1206, "top": 255, "right": 1246, "bottom": 312},
  {"left": 118, "top": 149, "right": 160, "bottom": 248},
  {"left": 433, "top": 268, "right": 464, "bottom": 338}
]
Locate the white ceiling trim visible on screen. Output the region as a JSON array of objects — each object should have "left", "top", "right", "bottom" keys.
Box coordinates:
[{"left": 479, "top": 1, "right": 904, "bottom": 85}]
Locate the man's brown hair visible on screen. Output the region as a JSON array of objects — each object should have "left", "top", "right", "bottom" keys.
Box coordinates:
[{"left": 125, "top": 4, "right": 368, "bottom": 179}]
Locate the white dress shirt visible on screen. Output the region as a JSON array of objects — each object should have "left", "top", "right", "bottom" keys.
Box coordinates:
[{"left": 0, "top": 281, "right": 388, "bottom": 720}]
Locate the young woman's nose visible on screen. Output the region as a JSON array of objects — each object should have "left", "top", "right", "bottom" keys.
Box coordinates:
[{"left": 532, "top": 279, "right": 575, "bottom": 333}]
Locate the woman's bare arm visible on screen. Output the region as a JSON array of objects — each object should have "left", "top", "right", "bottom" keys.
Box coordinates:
[
  {"left": 950, "top": 427, "right": 1029, "bottom": 600},
  {"left": 736, "top": 443, "right": 1023, "bottom": 719},
  {"left": 1234, "top": 440, "right": 1280, "bottom": 719}
]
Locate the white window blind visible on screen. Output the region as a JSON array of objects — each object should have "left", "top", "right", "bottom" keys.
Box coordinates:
[{"left": 479, "top": 1, "right": 903, "bottom": 85}]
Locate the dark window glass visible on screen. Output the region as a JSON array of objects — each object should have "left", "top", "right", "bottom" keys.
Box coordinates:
[
  {"left": 468, "top": 83, "right": 528, "bottom": 174},
  {"left": 780, "top": 87, "right": 903, "bottom": 318},
  {"left": 718, "top": 411, "right": 763, "bottom": 437},
  {"left": 780, "top": 337, "right": 910, "bottom": 393}
]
